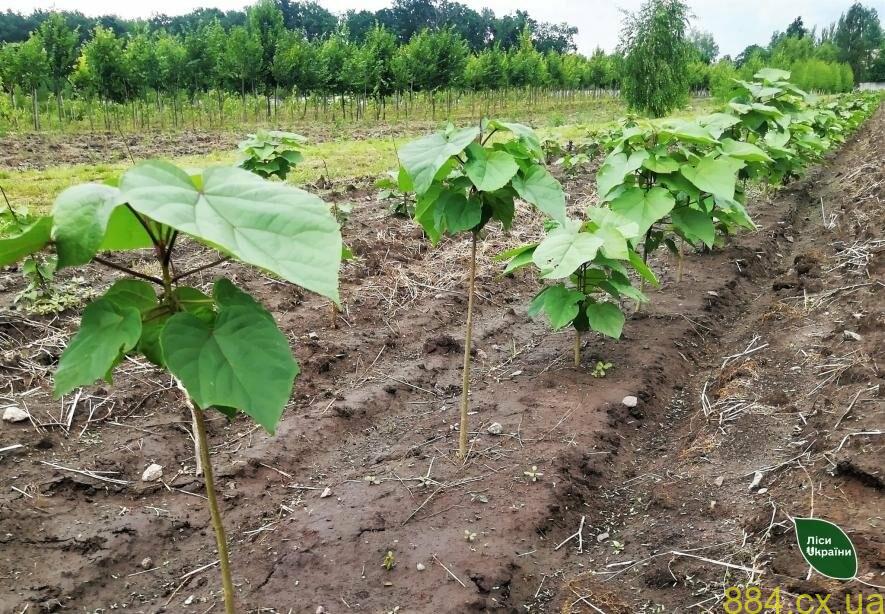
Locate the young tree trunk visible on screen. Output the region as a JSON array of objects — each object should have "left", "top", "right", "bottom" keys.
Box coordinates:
[
  {"left": 574, "top": 330, "right": 582, "bottom": 368},
  {"left": 458, "top": 232, "right": 478, "bottom": 460},
  {"left": 32, "top": 87, "right": 39, "bottom": 131},
  {"left": 192, "top": 405, "right": 236, "bottom": 614}
]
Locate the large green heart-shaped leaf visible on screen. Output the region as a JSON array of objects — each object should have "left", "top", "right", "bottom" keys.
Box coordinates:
[
  {"left": 0, "top": 217, "right": 51, "bottom": 266},
  {"left": 434, "top": 190, "right": 482, "bottom": 234},
  {"left": 794, "top": 518, "right": 857, "bottom": 580},
  {"left": 597, "top": 150, "right": 648, "bottom": 202},
  {"left": 104, "top": 279, "right": 158, "bottom": 313},
  {"left": 587, "top": 208, "right": 640, "bottom": 260},
  {"left": 720, "top": 139, "right": 773, "bottom": 163},
  {"left": 120, "top": 161, "right": 342, "bottom": 303},
  {"left": 161, "top": 297, "right": 298, "bottom": 434},
  {"left": 528, "top": 284, "right": 584, "bottom": 330},
  {"left": 609, "top": 187, "right": 675, "bottom": 237},
  {"left": 671, "top": 207, "right": 715, "bottom": 248},
  {"left": 465, "top": 144, "right": 519, "bottom": 192},
  {"left": 585, "top": 301, "right": 625, "bottom": 339},
  {"left": 533, "top": 219, "right": 604, "bottom": 279},
  {"left": 52, "top": 184, "right": 153, "bottom": 269},
  {"left": 399, "top": 127, "right": 479, "bottom": 195},
  {"left": 511, "top": 165, "right": 566, "bottom": 224},
  {"left": 754, "top": 67, "right": 791, "bottom": 83},
  {"left": 699, "top": 113, "right": 741, "bottom": 138},
  {"left": 680, "top": 155, "right": 744, "bottom": 200},
  {"left": 54, "top": 297, "right": 142, "bottom": 396},
  {"left": 660, "top": 121, "right": 718, "bottom": 146},
  {"left": 485, "top": 120, "right": 543, "bottom": 159}
]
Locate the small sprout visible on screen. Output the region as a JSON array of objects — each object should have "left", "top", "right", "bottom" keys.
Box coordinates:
[
  {"left": 524, "top": 466, "right": 544, "bottom": 482},
  {"left": 382, "top": 550, "right": 396, "bottom": 570},
  {"left": 612, "top": 540, "right": 625, "bottom": 554},
  {"left": 592, "top": 361, "right": 613, "bottom": 378},
  {"left": 464, "top": 530, "right": 477, "bottom": 542}
]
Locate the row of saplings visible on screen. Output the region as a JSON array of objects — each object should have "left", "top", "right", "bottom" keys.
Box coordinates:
[{"left": 0, "top": 68, "right": 879, "bottom": 612}]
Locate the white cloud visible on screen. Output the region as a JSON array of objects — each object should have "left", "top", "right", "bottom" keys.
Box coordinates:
[{"left": 4, "top": 0, "right": 877, "bottom": 57}]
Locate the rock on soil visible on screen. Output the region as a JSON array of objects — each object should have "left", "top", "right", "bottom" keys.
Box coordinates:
[
  {"left": 141, "top": 463, "right": 163, "bottom": 482},
  {"left": 2, "top": 406, "right": 29, "bottom": 423}
]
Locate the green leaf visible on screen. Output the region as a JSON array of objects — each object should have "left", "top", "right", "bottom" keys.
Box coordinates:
[
  {"left": 120, "top": 161, "right": 342, "bottom": 303},
  {"left": 532, "top": 284, "right": 584, "bottom": 330},
  {"left": 172, "top": 286, "right": 215, "bottom": 322},
  {"left": 511, "top": 165, "right": 566, "bottom": 224},
  {"left": 399, "top": 127, "right": 479, "bottom": 195},
  {"left": 161, "top": 289, "right": 298, "bottom": 434},
  {"left": 104, "top": 279, "right": 158, "bottom": 313},
  {"left": 0, "top": 217, "right": 51, "bottom": 267},
  {"left": 585, "top": 302, "right": 625, "bottom": 339},
  {"left": 628, "top": 248, "right": 659, "bottom": 286},
  {"left": 53, "top": 297, "right": 142, "bottom": 396},
  {"left": 414, "top": 184, "right": 443, "bottom": 244},
  {"left": 597, "top": 150, "right": 648, "bottom": 202},
  {"left": 671, "top": 207, "right": 715, "bottom": 248},
  {"left": 680, "top": 155, "right": 744, "bottom": 200},
  {"left": 699, "top": 113, "right": 741, "bottom": 138},
  {"left": 754, "top": 67, "right": 791, "bottom": 82},
  {"left": 533, "top": 219, "right": 604, "bottom": 279},
  {"left": 434, "top": 191, "right": 482, "bottom": 234},
  {"left": 609, "top": 187, "right": 676, "bottom": 237},
  {"left": 794, "top": 518, "right": 857, "bottom": 580},
  {"left": 501, "top": 244, "right": 536, "bottom": 274},
  {"left": 719, "top": 139, "right": 773, "bottom": 163},
  {"left": 587, "top": 208, "right": 640, "bottom": 260},
  {"left": 660, "top": 121, "right": 718, "bottom": 146},
  {"left": 642, "top": 155, "right": 680, "bottom": 174},
  {"left": 51, "top": 184, "right": 153, "bottom": 268},
  {"left": 486, "top": 120, "right": 543, "bottom": 159},
  {"left": 464, "top": 144, "right": 519, "bottom": 192}
]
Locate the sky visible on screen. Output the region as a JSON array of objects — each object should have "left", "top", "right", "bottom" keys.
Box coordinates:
[{"left": 5, "top": 0, "right": 884, "bottom": 57}]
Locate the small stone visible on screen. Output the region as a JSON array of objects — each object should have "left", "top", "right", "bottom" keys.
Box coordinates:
[
  {"left": 476, "top": 348, "right": 488, "bottom": 360},
  {"left": 2, "top": 405, "right": 29, "bottom": 423},
  {"left": 843, "top": 330, "right": 862, "bottom": 341},
  {"left": 308, "top": 331, "right": 319, "bottom": 340},
  {"left": 141, "top": 557, "right": 153, "bottom": 569},
  {"left": 141, "top": 463, "right": 164, "bottom": 482},
  {"left": 183, "top": 595, "right": 194, "bottom": 606},
  {"left": 596, "top": 532, "right": 609, "bottom": 543},
  {"left": 510, "top": 370, "right": 523, "bottom": 377},
  {"left": 320, "top": 487, "right": 332, "bottom": 498},
  {"left": 621, "top": 396, "right": 638, "bottom": 408},
  {"left": 315, "top": 607, "right": 325, "bottom": 614},
  {"left": 416, "top": 562, "right": 426, "bottom": 571},
  {"left": 487, "top": 422, "right": 503, "bottom": 436},
  {"left": 748, "top": 471, "right": 763, "bottom": 491},
  {"left": 713, "top": 476, "right": 724, "bottom": 487},
  {"left": 757, "top": 488, "right": 768, "bottom": 494}
]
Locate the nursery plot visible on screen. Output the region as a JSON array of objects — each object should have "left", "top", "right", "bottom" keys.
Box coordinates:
[{"left": 0, "top": 109, "right": 882, "bottom": 614}]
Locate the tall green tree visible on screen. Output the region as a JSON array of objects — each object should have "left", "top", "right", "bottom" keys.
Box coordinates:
[
  {"left": 7, "top": 35, "right": 49, "bottom": 128},
  {"left": 619, "top": 0, "right": 692, "bottom": 117},
  {"left": 834, "top": 3, "right": 882, "bottom": 81},
  {"left": 36, "top": 13, "right": 78, "bottom": 122},
  {"left": 689, "top": 28, "right": 718, "bottom": 64}
]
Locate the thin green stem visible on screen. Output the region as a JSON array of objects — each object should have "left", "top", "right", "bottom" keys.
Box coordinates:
[
  {"left": 92, "top": 256, "right": 164, "bottom": 285},
  {"left": 192, "top": 406, "right": 236, "bottom": 614}
]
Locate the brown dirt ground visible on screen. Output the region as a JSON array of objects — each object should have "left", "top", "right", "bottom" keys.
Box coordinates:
[{"left": 0, "top": 108, "right": 882, "bottom": 614}]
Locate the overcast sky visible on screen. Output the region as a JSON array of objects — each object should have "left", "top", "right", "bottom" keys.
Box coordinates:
[{"left": 6, "top": 0, "right": 884, "bottom": 57}]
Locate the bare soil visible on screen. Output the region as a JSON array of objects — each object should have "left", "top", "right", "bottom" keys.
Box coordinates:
[{"left": 0, "top": 108, "right": 882, "bottom": 614}]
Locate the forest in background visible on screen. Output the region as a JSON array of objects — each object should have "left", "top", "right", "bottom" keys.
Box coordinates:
[{"left": 0, "top": 0, "right": 882, "bottom": 132}]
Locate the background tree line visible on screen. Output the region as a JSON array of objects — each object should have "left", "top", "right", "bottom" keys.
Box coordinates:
[{"left": 0, "top": 0, "right": 882, "bottom": 130}]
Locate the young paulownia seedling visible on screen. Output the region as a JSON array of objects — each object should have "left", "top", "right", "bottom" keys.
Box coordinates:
[
  {"left": 237, "top": 129, "right": 306, "bottom": 181},
  {"left": 0, "top": 161, "right": 342, "bottom": 613},
  {"left": 398, "top": 120, "right": 566, "bottom": 460}
]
